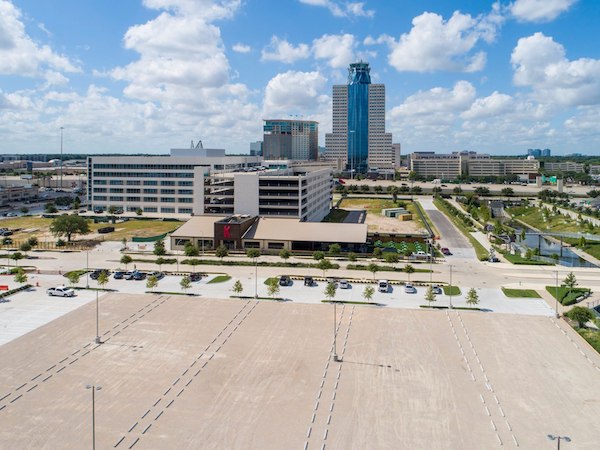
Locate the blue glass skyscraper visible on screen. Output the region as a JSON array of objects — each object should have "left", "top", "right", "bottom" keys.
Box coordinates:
[{"left": 347, "top": 62, "right": 371, "bottom": 173}]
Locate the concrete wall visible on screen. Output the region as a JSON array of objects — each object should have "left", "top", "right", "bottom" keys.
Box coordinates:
[{"left": 233, "top": 173, "right": 259, "bottom": 216}]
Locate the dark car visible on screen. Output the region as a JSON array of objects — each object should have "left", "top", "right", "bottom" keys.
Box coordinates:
[
  {"left": 133, "top": 271, "right": 146, "bottom": 280},
  {"left": 279, "top": 275, "right": 291, "bottom": 286},
  {"left": 441, "top": 247, "right": 452, "bottom": 256},
  {"left": 90, "top": 269, "right": 109, "bottom": 280},
  {"left": 304, "top": 276, "right": 314, "bottom": 287},
  {"left": 113, "top": 271, "right": 125, "bottom": 279},
  {"left": 150, "top": 271, "right": 165, "bottom": 280},
  {"left": 189, "top": 273, "right": 202, "bottom": 282}
]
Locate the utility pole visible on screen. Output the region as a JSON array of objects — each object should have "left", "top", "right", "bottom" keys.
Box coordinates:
[
  {"left": 60, "top": 126, "right": 64, "bottom": 191},
  {"left": 86, "top": 385, "right": 102, "bottom": 450}
]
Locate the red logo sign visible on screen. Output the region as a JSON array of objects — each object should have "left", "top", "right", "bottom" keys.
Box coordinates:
[{"left": 223, "top": 225, "right": 231, "bottom": 238}]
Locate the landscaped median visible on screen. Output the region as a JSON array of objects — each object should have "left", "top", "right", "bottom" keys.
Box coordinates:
[
  {"left": 433, "top": 197, "right": 489, "bottom": 260},
  {"left": 501, "top": 288, "right": 541, "bottom": 298},
  {"left": 545, "top": 286, "right": 591, "bottom": 306}
]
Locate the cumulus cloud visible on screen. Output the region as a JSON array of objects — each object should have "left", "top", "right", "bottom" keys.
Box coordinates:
[
  {"left": 263, "top": 70, "right": 329, "bottom": 117},
  {"left": 312, "top": 33, "right": 355, "bottom": 68},
  {"left": 382, "top": 5, "right": 504, "bottom": 73},
  {"left": 0, "top": 0, "right": 80, "bottom": 76},
  {"left": 261, "top": 36, "right": 310, "bottom": 64},
  {"left": 391, "top": 81, "right": 476, "bottom": 119},
  {"left": 299, "top": 0, "right": 374, "bottom": 18},
  {"left": 460, "top": 91, "right": 513, "bottom": 120},
  {"left": 510, "top": 0, "right": 577, "bottom": 23},
  {"left": 142, "top": 0, "right": 241, "bottom": 20},
  {"left": 511, "top": 32, "right": 600, "bottom": 106},
  {"left": 232, "top": 43, "right": 251, "bottom": 53}
]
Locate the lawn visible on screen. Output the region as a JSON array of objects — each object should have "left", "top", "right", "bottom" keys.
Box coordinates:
[
  {"left": 578, "top": 328, "right": 600, "bottom": 354},
  {"left": 501, "top": 288, "right": 541, "bottom": 298},
  {"left": 339, "top": 197, "right": 402, "bottom": 213},
  {"left": 207, "top": 275, "right": 231, "bottom": 284},
  {"left": 498, "top": 249, "right": 554, "bottom": 266},
  {"left": 442, "top": 285, "right": 461, "bottom": 296},
  {"left": 321, "top": 209, "right": 350, "bottom": 223},
  {"left": 545, "top": 286, "right": 591, "bottom": 305}
]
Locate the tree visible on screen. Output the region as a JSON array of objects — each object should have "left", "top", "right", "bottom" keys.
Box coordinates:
[
  {"left": 347, "top": 252, "right": 357, "bottom": 262},
  {"left": 360, "top": 184, "right": 370, "bottom": 193},
  {"left": 324, "top": 281, "right": 337, "bottom": 301},
  {"left": 136, "top": 208, "right": 143, "bottom": 216},
  {"left": 146, "top": 274, "right": 158, "bottom": 290},
  {"left": 313, "top": 250, "right": 325, "bottom": 261},
  {"left": 432, "top": 186, "right": 442, "bottom": 194},
  {"left": 188, "top": 258, "right": 200, "bottom": 275},
  {"left": 404, "top": 264, "right": 415, "bottom": 282},
  {"left": 232, "top": 279, "right": 243, "bottom": 296},
  {"left": 373, "top": 247, "right": 383, "bottom": 258},
  {"left": 122, "top": 237, "right": 128, "bottom": 250},
  {"left": 466, "top": 288, "right": 479, "bottom": 306},
  {"left": 246, "top": 248, "right": 260, "bottom": 261},
  {"left": 153, "top": 238, "right": 166, "bottom": 256},
  {"left": 180, "top": 275, "right": 191, "bottom": 294},
  {"left": 156, "top": 257, "right": 166, "bottom": 271},
  {"left": 565, "top": 306, "right": 594, "bottom": 328},
  {"left": 279, "top": 248, "right": 291, "bottom": 261},
  {"left": 390, "top": 186, "right": 399, "bottom": 202},
  {"left": 26, "top": 237, "right": 38, "bottom": 247},
  {"left": 411, "top": 186, "right": 422, "bottom": 194},
  {"left": 19, "top": 242, "right": 32, "bottom": 253},
  {"left": 49, "top": 215, "right": 91, "bottom": 242},
  {"left": 501, "top": 187, "right": 514, "bottom": 197},
  {"left": 424, "top": 285, "right": 437, "bottom": 305},
  {"left": 453, "top": 187, "right": 463, "bottom": 195},
  {"left": 72, "top": 197, "right": 81, "bottom": 210},
  {"left": 67, "top": 271, "right": 81, "bottom": 287},
  {"left": 121, "top": 254, "right": 133, "bottom": 270},
  {"left": 374, "top": 185, "right": 383, "bottom": 194},
  {"left": 384, "top": 252, "right": 400, "bottom": 266},
  {"left": 328, "top": 243, "right": 341, "bottom": 256},
  {"left": 184, "top": 242, "right": 199, "bottom": 257},
  {"left": 45, "top": 202, "right": 57, "bottom": 214},
  {"left": 367, "top": 262, "right": 379, "bottom": 280},
  {"left": 563, "top": 272, "right": 578, "bottom": 297},
  {"left": 266, "top": 278, "right": 280, "bottom": 298},
  {"left": 215, "top": 244, "right": 229, "bottom": 260},
  {"left": 10, "top": 252, "right": 24, "bottom": 267},
  {"left": 20, "top": 206, "right": 29, "bottom": 214},
  {"left": 362, "top": 285, "right": 375, "bottom": 303},
  {"left": 14, "top": 267, "right": 27, "bottom": 285},
  {"left": 520, "top": 229, "right": 526, "bottom": 242},
  {"left": 317, "top": 258, "right": 334, "bottom": 277}
]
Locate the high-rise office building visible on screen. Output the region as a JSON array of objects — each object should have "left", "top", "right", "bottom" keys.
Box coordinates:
[
  {"left": 262, "top": 119, "right": 318, "bottom": 160},
  {"left": 324, "top": 62, "right": 395, "bottom": 172},
  {"left": 249, "top": 141, "right": 263, "bottom": 156}
]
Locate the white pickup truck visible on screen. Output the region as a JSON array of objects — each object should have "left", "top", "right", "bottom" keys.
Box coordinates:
[{"left": 47, "top": 286, "right": 75, "bottom": 297}]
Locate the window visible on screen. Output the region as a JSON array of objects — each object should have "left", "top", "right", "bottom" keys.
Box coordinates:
[
  {"left": 161, "top": 180, "right": 176, "bottom": 186},
  {"left": 109, "top": 180, "right": 123, "bottom": 185},
  {"left": 126, "top": 197, "right": 141, "bottom": 202},
  {"left": 109, "top": 196, "right": 124, "bottom": 201},
  {"left": 144, "top": 180, "right": 158, "bottom": 186},
  {"left": 126, "top": 180, "right": 141, "bottom": 185},
  {"left": 244, "top": 241, "right": 260, "bottom": 249},
  {"left": 126, "top": 189, "right": 141, "bottom": 194},
  {"left": 109, "top": 188, "right": 124, "bottom": 193},
  {"left": 178, "top": 208, "right": 193, "bottom": 214},
  {"left": 144, "top": 197, "right": 158, "bottom": 203},
  {"left": 179, "top": 198, "right": 193, "bottom": 203},
  {"left": 144, "top": 207, "right": 157, "bottom": 213},
  {"left": 267, "top": 242, "right": 285, "bottom": 250},
  {"left": 179, "top": 181, "right": 193, "bottom": 186},
  {"left": 178, "top": 189, "right": 193, "bottom": 195},
  {"left": 143, "top": 189, "right": 157, "bottom": 194},
  {"left": 160, "top": 197, "right": 175, "bottom": 203},
  {"left": 161, "top": 207, "right": 175, "bottom": 213},
  {"left": 161, "top": 189, "right": 176, "bottom": 195}
]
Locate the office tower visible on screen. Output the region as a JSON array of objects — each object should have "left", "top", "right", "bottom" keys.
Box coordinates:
[
  {"left": 262, "top": 119, "right": 318, "bottom": 160},
  {"left": 324, "top": 62, "right": 394, "bottom": 172},
  {"left": 249, "top": 141, "right": 263, "bottom": 156}
]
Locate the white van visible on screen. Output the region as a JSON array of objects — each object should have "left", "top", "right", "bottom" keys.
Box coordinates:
[{"left": 378, "top": 280, "right": 389, "bottom": 293}]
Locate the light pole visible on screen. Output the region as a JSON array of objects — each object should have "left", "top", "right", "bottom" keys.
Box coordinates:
[
  {"left": 254, "top": 258, "right": 258, "bottom": 299},
  {"left": 555, "top": 270, "right": 560, "bottom": 318},
  {"left": 333, "top": 302, "right": 340, "bottom": 362},
  {"left": 547, "top": 434, "right": 571, "bottom": 449},
  {"left": 449, "top": 265, "right": 453, "bottom": 309},
  {"left": 59, "top": 126, "right": 64, "bottom": 191},
  {"left": 86, "top": 384, "right": 102, "bottom": 450},
  {"left": 86, "top": 250, "right": 89, "bottom": 288},
  {"left": 95, "top": 289, "right": 101, "bottom": 344}
]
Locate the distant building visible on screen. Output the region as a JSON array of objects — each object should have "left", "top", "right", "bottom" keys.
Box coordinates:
[
  {"left": 249, "top": 141, "right": 263, "bottom": 156},
  {"left": 410, "top": 151, "right": 540, "bottom": 179},
  {"left": 324, "top": 62, "right": 396, "bottom": 171},
  {"left": 541, "top": 148, "right": 551, "bottom": 157},
  {"left": 262, "top": 119, "right": 318, "bottom": 161},
  {"left": 544, "top": 161, "right": 585, "bottom": 173},
  {"left": 527, "top": 149, "right": 541, "bottom": 157}
]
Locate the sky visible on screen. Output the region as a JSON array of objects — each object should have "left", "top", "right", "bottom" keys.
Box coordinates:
[{"left": 1, "top": 0, "right": 599, "bottom": 156}]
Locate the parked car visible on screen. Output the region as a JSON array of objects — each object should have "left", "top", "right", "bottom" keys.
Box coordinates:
[
  {"left": 189, "top": 273, "right": 202, "bottom": 282},
  {"left": 431, "top": 284, "right": 442, "bottom": 295},
  {"left": 378, "top": 280, "right": 389, "bottom": 293},
  {"left": 404, "top": 284, "right": 417, "bottom": 294},
  {"left": 124, "top": 271, "right": 136, "bottom": 280},
  {"left": 304, "top": 276, "right": 314, "bottom": 287},
  {"left": 113, "top": 271, "right": 125, "bottom": 279},
  {"left": 133, "top": 271, "right": 146, "bottom": 280},
  {"left": 441, "top": 247, "right": 451, "bottom": 256},
  {"left": 279, "top": 275, "right": 291, "bottom": 286},
  {"left": 339, "top": 279, "right": 350, "bottom": 289},
  {"left": 150, "top": 271, "right": 165, "bottom": 280},
  {"left": 90, "top": 269, "right": 109, "bottom": 280},
  {"left": 47, "top": 286, "right": 75, "bottom": 297}
]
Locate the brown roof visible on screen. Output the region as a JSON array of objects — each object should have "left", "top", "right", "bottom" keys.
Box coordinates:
[{"left": 243, "top": 218, "right": 367, "bottom": 243}]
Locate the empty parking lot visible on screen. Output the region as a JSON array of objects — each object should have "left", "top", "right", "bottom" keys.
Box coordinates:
[{"left": 0, "top": 293, "right": 599, "bottom": 449}]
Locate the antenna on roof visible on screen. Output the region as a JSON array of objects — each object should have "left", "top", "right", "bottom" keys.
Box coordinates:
[{"left": 195, "top": 140, "right": 203, "bottom": 149}]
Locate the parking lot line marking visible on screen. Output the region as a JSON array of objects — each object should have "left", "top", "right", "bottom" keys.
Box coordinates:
[
  {"left": 166, "top": 399, "right": 174, "bottom": 408},
  {"left": 141, "top": 409, "right": 151, "bottom": 419},
  {"left": 10, "top": 394, "right": 22, "bottom": 403},
  {"left": 26, "top": 384, "right": 37, "bottom": 392},
  {"left": 16, "top": 383, "right": 27, "bottom": 391},
  {"left": 128, "top": 422, "right": 138, "bottom": 432},
  {"left": 323, "top": 429, "right": 328, "bottom": 440},
  {"left": 31, "top": 373, "right": 42, "bottom": 381},
  {"left": 485, "top": 406, "right": 490, "bottom": 416},
  {"left": 68, "top": 358, "right": 79, "bottom": 365},
  {"left": 490, "top": 419, "right": 496, "bottom": 431},
  {"left": 307, "top": 427, "right": 311, "bottom": 438},
  {"left": 114, "top": 436, "right": 125, "bottom": 447},
  {"left": 153, "top": 398, "right": 161, "bottom": 407},
  {"left": 142, "top": 424, "right": 151, "bottom": 434},
  {"left": 314, "top": 400, "right": 319, "bottom": 411},
  {"left": 155, "top": 410, "right": 164, "bottom": 420},
  {"left": 505, "top": 420, "right": 512, "bottom": 431},
  {"left": 176, "top": 389, "right": 184, "bottom": 397},
  {"left": 0, "top": 393, "right": 10, "bottom": 402},
  {"left": 41, "top": 374, "right": 52, "bottom": 382},
  {"left": 128, "top": 437, "right": 139, "bottom": 449},
  {"left": 512, "top": 435, "right": 519, "bottom": 446}
]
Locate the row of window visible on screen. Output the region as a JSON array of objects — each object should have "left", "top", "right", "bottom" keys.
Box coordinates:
[
  {"left": 95, "top": 205, "right": 193, "bottom": 214},
  {"left": 93, "top": 196, "right": 193, "bottom": 203},
  {"left": 93, "top": 172, "right": 194, "bottom": 178},
  {"left": 93, "top": 164, "right": 196, "bottom": 170}
]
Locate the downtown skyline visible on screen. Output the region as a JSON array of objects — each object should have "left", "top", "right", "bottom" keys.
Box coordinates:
[{"left": 1, "top": 0, "right": 599, "bottom": 156}]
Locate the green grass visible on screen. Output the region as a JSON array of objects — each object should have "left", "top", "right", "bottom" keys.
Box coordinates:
[
  {"left": 442, "top": 285, "right": 461, "bottom": 296},
  {"left": 264, "top": 277, "right": 279, "bottom": 285},
  {"left": 498, "top": 250, "right": 554, "bottom": 266},
  {"left": 433, "top": 198, "right": 489, "bottom": 260},
  {"left": 577, "top": 328, "right": 600, "bottom": 354},
  {"left": 321, "top": 209, "right": 350, "bottom": 223},
  {"left": 207, "top": 275, "right": 231, "bottom": 284},
  {"left": 339, "top": 197, "right": 403, "bottom": 214},
  {"left": 545, "top": 286, "right": 591, "bottom": 305},
  {"left": 501, "top": 288, "right": 541, "bottom": 298},
  {"left": 410, "top": 200, "right": 439, "bottom": 236}
]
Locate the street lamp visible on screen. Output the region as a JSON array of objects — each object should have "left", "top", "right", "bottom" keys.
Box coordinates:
[
  {"left": 95, "top": 288, "right": 101, "bottom": 344},
  {"left": 254, "top": 258, "right": 258, "bottom": 299},
  {"left": 547, "top": 434, "right": 571, "bottom": 449},
  {"left": 333, "top": 302, "right": 341, "bottom": 362},
  {"left": 555, "top": 270, "right": 560, "bottom": 318},
  {"left": 449, "top": 265, "right": 453, "bottom": 309},
  {"left": 59, "top": 126, "right": 64, "bottom": 191},
  {"left": 85, "top": 385, "right": 102, "bottom": 450},
  {"left": 86, "top": 250, "right": 89, "bottom": 288}
]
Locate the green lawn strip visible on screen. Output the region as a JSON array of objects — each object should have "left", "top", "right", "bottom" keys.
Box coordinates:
[
  {"left": 264, "top": 277, "right": 278, "bottom": 285},
  {"left": 577, "top": 328, "right": 600, "bottom": 354},
  {"left": 181, "top": 258, "right": 340, "bottom": 270},
  {"left": 230, "top": 295, "right": 285, "bottom": 301},
  {"left": 64, "top": 269, "right": 90, "bottom": 278},
  {"left": 321, "top": 300, "right": 379, "bottom": 305},
  {"left": 208, "top": 275, "right": 231, "bottom": 284},
  {"left": 501, "top": 288, "right": 541, "bottom": 298},
  {"left": 0, "top": 284, "right": 32, "bottom": 299},
  {"left": 497, "top": 249, "right": 554, "bottom": 266},
  {"left": 321, "top": 209, "right": 350, "bottom": 223},
  {"left": 433, "top": 198, "right": 489, "bottom": 260},
  {"left": 545, "top": 286, "right": 591, "bottom": 305},
  {"left": 346, "top": 263, "right": 431, "bottom": 273},
  {"left": 146, "top": 291, "right": 198, "bottom": 296},
  {"left": 442, "top": 285, "right": 461, "bottom": 296}
]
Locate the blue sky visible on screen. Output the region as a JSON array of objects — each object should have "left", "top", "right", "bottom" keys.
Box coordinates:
[{"left": 1, "top": 0, "right": 599, "bottom": 155}]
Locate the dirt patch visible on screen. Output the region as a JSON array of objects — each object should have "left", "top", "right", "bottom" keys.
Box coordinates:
[{"left": 339, "top": 198, "right": 426, "bottom": 234}]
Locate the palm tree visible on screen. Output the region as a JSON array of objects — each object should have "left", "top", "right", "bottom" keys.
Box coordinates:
[{"left": 404, "top": 264, "right": 415, "bottom": 282}]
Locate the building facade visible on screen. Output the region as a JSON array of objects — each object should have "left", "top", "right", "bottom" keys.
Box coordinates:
[
  {"left": 543, "top": 161, "right": 585, "bottom": 173},
  {"left": 324, "top": 62, "right": 395, "bottom": 171},
  {"left": 262, "top": 120, "right": 318, "bottom": 161}
]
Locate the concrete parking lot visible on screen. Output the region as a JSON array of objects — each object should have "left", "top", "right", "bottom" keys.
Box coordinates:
[{"left": 0, "top": 293, "right": 598, "bottom": 449}]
